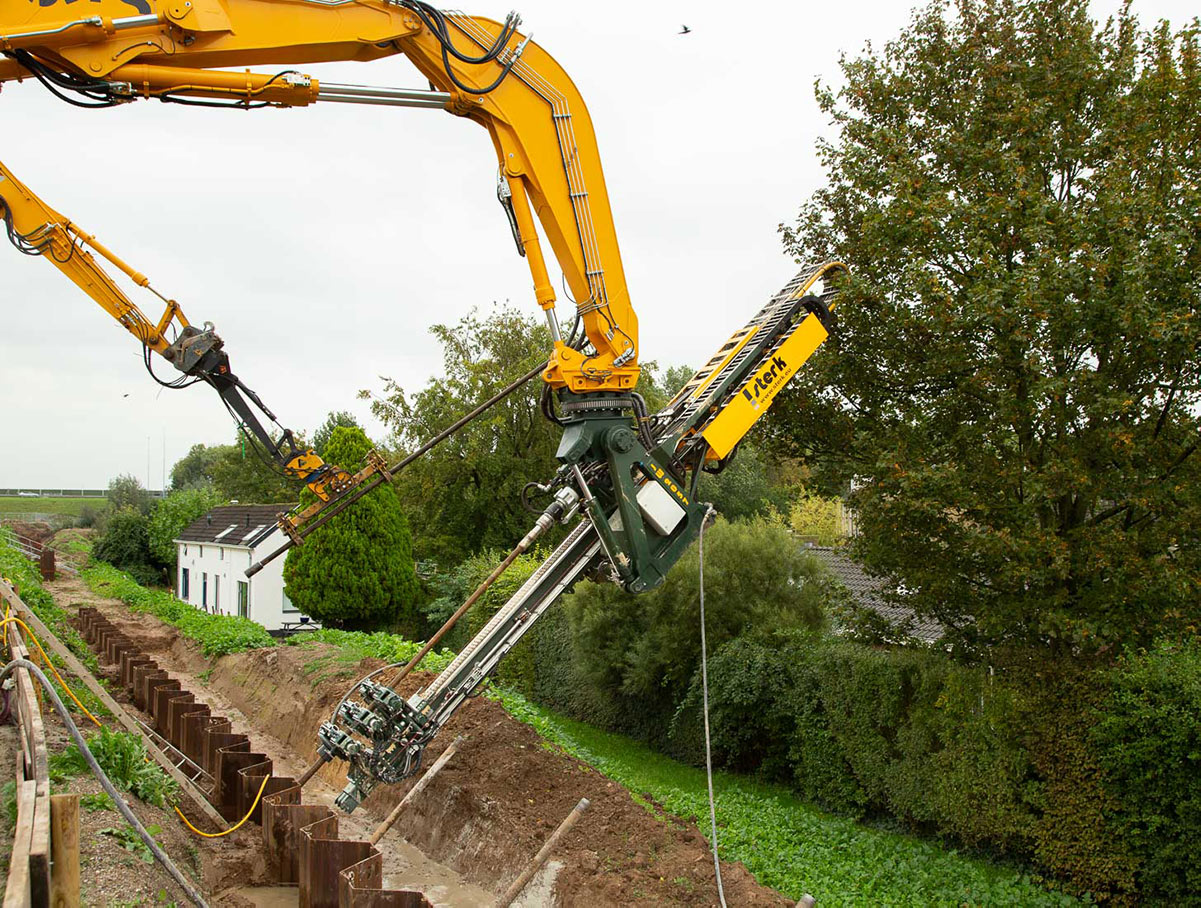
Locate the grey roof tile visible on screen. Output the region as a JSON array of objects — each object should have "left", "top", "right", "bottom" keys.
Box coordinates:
[
  {"left": 804, "top": 545, "right": 943, "bottom": 644},
  {"left": 175, "top": 504, "right": 294, "bottom": 549}
]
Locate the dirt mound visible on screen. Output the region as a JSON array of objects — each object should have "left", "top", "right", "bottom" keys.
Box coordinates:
[
  {"left": 208, "top": 645, "right": 789, "bottom": 907},
  {"left": 3, "top": 519, "right": 54, "bottom": 544}
]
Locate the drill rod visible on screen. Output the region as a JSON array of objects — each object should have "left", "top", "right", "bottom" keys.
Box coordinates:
[{"left": 246, "top": 359, "right": 547, "bottom": 577}]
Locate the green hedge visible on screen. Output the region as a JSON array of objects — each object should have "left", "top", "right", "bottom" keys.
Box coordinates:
[
  {"left": 83, "top": 562, "right": 274, "bottom": 657},
  {"left": 494, "top": 586, "right": 1197, "bottom": 903},
  {"left": 1095, "top": 640, "right": 1201, "bottom": 902}
]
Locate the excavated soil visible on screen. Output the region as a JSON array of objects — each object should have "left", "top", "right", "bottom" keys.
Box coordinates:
[{"left": 48, "top": 573, "right": 791, "bottom": 906}]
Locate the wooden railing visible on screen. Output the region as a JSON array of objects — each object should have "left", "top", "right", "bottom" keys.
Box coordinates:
[{"left": 1, "top": 581, "right": 80, "bottom": 908}]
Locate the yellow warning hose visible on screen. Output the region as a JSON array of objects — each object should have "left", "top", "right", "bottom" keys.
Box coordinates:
[
  {"left": 0, "top": 612, "right": 103, "bottom": 727},
  {"left": 175, "top": 772, "right": 270, "bottom": 838}
]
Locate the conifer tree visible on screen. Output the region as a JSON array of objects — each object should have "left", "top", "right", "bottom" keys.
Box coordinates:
[{"left": 283, "top": 426, "right": 420, "bottom": 631}]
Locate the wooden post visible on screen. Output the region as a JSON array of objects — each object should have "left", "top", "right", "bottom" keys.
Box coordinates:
[
  {"left": 496, "top": 797, "right": 590, "bottom": 908},
  {"left": 368, "top": 736, "right": 464, "bottom": 847},
  {"left": 50, "top": 794, "right": 80, "bottom": 908}
]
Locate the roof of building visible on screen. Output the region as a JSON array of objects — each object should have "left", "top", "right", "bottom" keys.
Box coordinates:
[
  {"left": 805, "top": 545, "right": 943, "bottom": 644},
  {"left": 175, "top": 504, "right": 292, "bottom": 549}
]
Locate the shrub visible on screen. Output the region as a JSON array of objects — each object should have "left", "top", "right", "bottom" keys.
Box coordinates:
[
  {"left": 49, "top": 728, "right": 177, "bottom": 808},
  {"left": 1094, "top": 640, "right": 1201, "bottom": 902},
  {"left": 564, "top": 517, "right": 836, "bottom": 725},
  {"left": 787, "top": 493, "right": 843, "bottom": 545},
  {"left": 284, "top": 427, "right": 421, "bottom": 631},
  {"left": 92, "top": 507, "right": 160, "bottom": 585}
]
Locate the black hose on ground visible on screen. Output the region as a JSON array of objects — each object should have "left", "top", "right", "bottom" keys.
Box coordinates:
[{"left": 0, "top": 658, "right": 209, "bottom": 908}]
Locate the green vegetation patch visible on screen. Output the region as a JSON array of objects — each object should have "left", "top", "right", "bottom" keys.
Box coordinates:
[
  {"left": 83, "top": 562, "right": 273, "bottom": 657},
  {"left": 492, "top": 687, "right": 1081, "bottom": 907},
  {"left": 50, "top": 727, "right": 177, "bottom": 808},
  {"left": 0, "top": 530, "right": 109, "bottom": 719},
  {"left": 0, "top": 497, "right": 106, "bottom": 516},
  {"left": 285, "top": 628, "right": 455, "bottom": 674}
]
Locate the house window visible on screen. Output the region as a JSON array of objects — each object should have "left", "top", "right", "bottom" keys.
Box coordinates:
[
  {"left": 180, "top": 568, "right": 189, "bottom": 600},
  {"left": 237, "top": 581, "right": 249, "bottom": 619},
  {"left": 218, "top": 546, "right": 224, "bottom": 561},
  {"left": 183, "top": 544, "right": 188, "bottom": 557},
  {"left": 282, "top": 590, "right": 299, "bottom": 614},
  {"left": 199, "top": 545, "right": 204, "bottom": 558},
  {"left": 202, "top": 572, "right": 208, "bottom": 609},
  {"left": 214, "top": 576, "right": 220, "bottom": 612}
]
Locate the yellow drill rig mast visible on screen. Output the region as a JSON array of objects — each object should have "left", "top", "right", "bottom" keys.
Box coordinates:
[{"left": 0, "top": 1, "right": 846, "bottom": 809}]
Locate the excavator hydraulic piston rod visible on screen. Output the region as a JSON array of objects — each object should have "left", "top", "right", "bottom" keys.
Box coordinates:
[{"left": 316, "top": 82, "right": 451, "bottom": 109}]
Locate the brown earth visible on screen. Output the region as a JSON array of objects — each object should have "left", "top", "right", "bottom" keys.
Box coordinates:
[
  {"left": 3, "top": 520, "right": 55, "bottom": 545},
  {"left": 47, "top": 572, "right": 791, "bottom": 907}
]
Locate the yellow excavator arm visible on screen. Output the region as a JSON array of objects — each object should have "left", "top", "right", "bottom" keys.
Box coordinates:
[
  {"left": 0, "top": 1, "right": 845, "bottom": 597},
  {"left": 0, "top": 1, "right": 638, "bottom": 394}
]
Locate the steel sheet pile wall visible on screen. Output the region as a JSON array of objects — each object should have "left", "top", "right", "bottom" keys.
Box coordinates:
[{"left": 77, "top": 607, "right": 434, "bottom": 908}]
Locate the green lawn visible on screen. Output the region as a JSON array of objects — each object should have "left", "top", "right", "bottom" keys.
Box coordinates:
[
  {"left": 0, "top": 497, "right": 105, "bottom": 516},
  {"left": 492, "top": 688, "right": 1083, "bottom": 908}
]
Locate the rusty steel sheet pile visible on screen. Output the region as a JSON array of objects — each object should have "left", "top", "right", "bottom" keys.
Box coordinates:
[{"left": 76, "top": 608, "right": 435, "bottom": 908}]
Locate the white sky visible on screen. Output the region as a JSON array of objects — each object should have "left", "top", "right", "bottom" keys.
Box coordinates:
[{"left": 0, "top": 0, "right": 1193, "bottom": 489}]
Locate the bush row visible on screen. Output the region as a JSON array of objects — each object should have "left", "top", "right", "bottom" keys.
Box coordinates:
[{"left": 446, "top": 517, "right": 1199, "bottom": 904}]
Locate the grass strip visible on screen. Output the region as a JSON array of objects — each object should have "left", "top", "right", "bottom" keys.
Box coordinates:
[
  {"left": 284, "top": 628, "right": 455, "bottom": 673},
  {"left": 0, "top": 530, "right": 109, "bottom": 718},
  {"left": 83, "top": 562, "right": 274, "bottom": 657},
  {"left": 0, "top": 497, "right": 105, "bottom": 517},
  {"left": 491, "top": 687, "right": 1083, "bottom": 907}
]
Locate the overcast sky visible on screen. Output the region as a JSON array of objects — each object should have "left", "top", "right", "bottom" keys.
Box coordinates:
[{"left": 0, "top": 0, "right": 1194, "bottom": 490}]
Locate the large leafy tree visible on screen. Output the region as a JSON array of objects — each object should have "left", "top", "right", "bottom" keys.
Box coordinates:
[
  {"left": 283, "top": 426, "right": 420, "bottom": 631},
  {"left": 147, "top": 486, "right": 223, "bottom": 567},
  {"left": 772, "top": 0, "right": 1201, "bottom": 650},
  {"left": 106, "top": 473, "right": 152, "bottom": 515},
  {"left": 363, "top": 306, "right": 712, "bottom": 564},
  {"left": 169, "top": 443, "right": 228, "bottom": 491},
  {"left": 169, "top": 437, "right": 296, "bottom": 504},
  {"left": 361, "top": 306, "right": 556, "bottom": 565}
]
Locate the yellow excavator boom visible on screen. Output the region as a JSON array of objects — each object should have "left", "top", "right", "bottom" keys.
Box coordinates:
[{"left": 0, "top": 1, "right": 637, "bottom": 394}]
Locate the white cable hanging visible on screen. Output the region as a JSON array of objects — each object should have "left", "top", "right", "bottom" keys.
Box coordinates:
[{"left": 698, "top": 505, "right": 728, "bottom": 907}]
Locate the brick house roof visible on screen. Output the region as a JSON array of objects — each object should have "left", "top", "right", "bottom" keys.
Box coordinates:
[
  {"left": 805, "top": 545, "right": 943, "bottom": 644},
  {"left": 174, "top": 504, "right": 293, "bottom": 549}
]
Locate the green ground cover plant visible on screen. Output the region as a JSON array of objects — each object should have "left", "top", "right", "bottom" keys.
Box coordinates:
[
  {"left": 50, "top": 728, "right": 177, "bottom": 808},
  {"left": 83, "top": 562, "right": 273, "bottom": 657},
  {"left": 284, "top": 628, "right": 455, "bottom": 674},
  {"left": 0, "top": 531, "right": 109, "bottom": 719},
  {"left": 492, "top": 687, "right": 1080, "bottom": 907},
  {"left": 0, "top": 497, "right": 106, "bottom": 517},
  {"left": 99, "top": 823, "right": 162, "bottom": 863}
]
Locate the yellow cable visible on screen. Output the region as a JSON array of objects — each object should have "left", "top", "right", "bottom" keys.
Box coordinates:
[
  {"left": 174, "top": 772, "right": 270, "bottom": 838},
  {"left": 0, "top": 615, "right": 103, "bottom": 727}
]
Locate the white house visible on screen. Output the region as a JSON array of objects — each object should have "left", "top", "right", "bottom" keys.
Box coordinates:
[{"left": 173, "top": 504, "right": 317, "bottom": 633}]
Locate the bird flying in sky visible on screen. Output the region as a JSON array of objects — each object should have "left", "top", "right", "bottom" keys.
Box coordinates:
[{"left": 679, "top": 24, "right": 691, "bottom": 34}]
